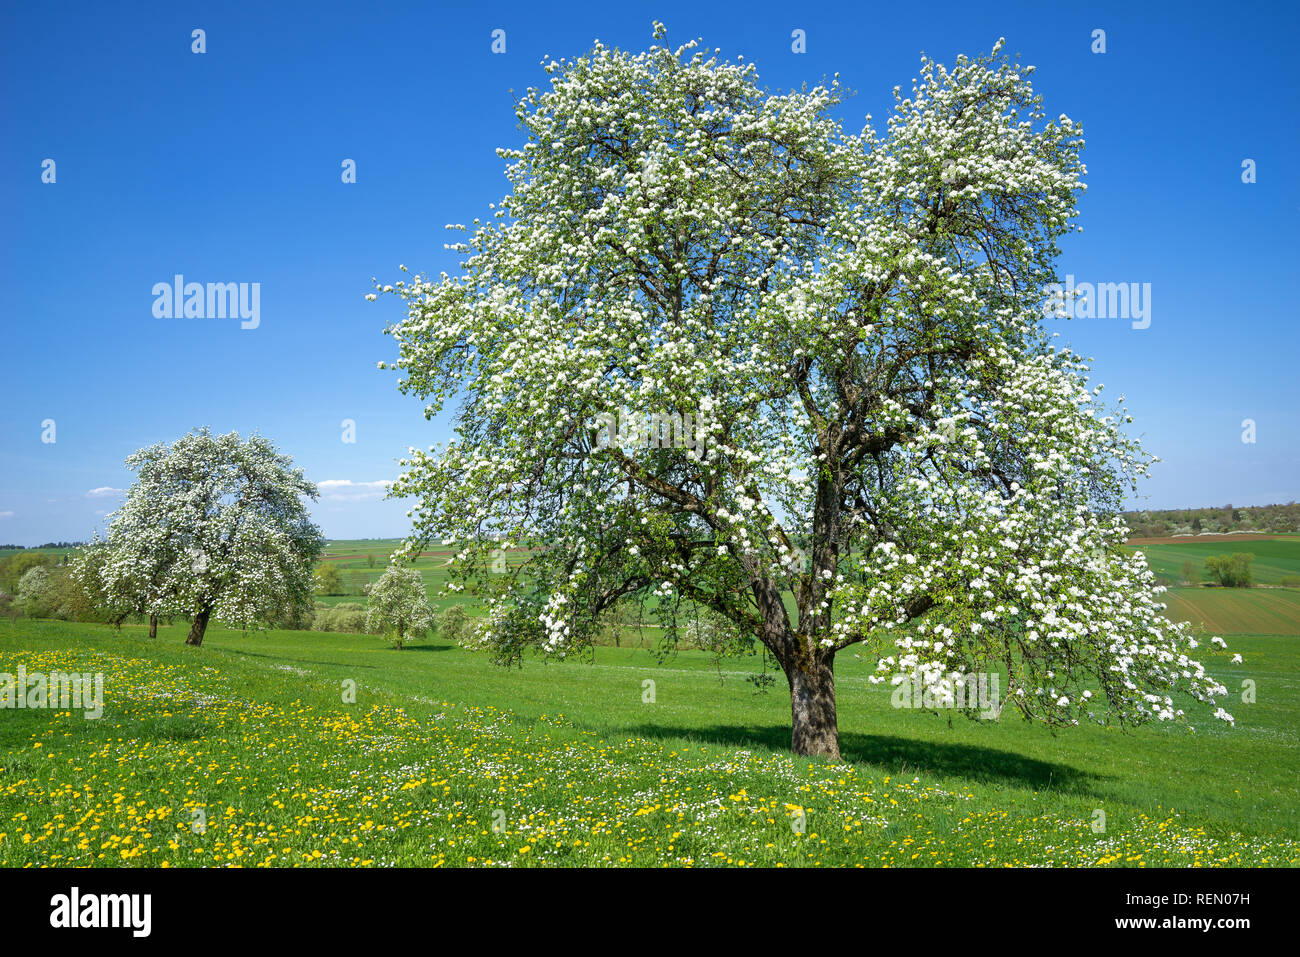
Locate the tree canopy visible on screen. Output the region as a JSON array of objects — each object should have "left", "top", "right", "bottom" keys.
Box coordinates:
[
  {"left": 365, "top": 565, "right": 435, "bottom": 650},
  {"left": 374, "top": 26, "right": 1235, "bottom": 757},
  {"left": 82, "top": 428, "right": 324, "bottom": 646}
]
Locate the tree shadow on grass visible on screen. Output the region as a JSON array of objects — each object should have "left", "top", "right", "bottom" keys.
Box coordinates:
[
  {"left": 623, "top": 722, "right": 1102, "bottom": 796},
  {"left": 211, "top": 643, "right": 455, "bottom": 670},
  {"left": 211, "top": 648, "right": 380, "bottom": 670}
]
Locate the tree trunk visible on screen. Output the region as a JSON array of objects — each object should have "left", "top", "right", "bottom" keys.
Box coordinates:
[
  {"left": 787, "top": 653, "right": 841, "bottom": 760},
  {"left": 186, "top": 607, "right": 211, "bottom": 646},
  {"left": 148, "top": 614, "right": 158, "bottom": 639}
]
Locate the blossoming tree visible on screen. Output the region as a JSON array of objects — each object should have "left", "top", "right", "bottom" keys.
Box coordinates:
[
  {"left": 90, "top": 428, "right": 324, "bottom": 646},
  {"left": 374, "top": 26, "right": 1234, "bottom": 758},
  {"left": 72, "top": 539, "right": 159, "bottom": 635},
  {"left": 365, "top": 565, "right": 435, "bottom": 650}
]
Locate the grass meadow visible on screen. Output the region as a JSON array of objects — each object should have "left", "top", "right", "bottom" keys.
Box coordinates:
[
  {"left": 1, "top": 536, "right": 1296, "bottom": 867},
  {"left": 0, "top": 629, "right": 1295, "bottom": 865},
  {"left": 1132, "top": 535, "right": 1300, "bottom": 585}
]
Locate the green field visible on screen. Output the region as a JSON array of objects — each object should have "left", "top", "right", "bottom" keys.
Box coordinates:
[
  {"left": 16, "top": 535, "right": 1297, "bottom": 641},
  {"left": 316, "top": 536, "right": 1300, "bottom": 645},
  {"left": 313, "top": 540, "right": 505, "bottom": 612},
  {"left": 1162, "top": 587, "right": 1300, "bottom": 635},
  {"left": 2, "top": 535, "right": 1296, "bottom": 867},
  {"left": 1131, "top": 536, "right": 1300, "bottom": 585},
  {"left": 1, "top": 615, "right": 1295, "bottom": 867},
  {"left": 1123, "top": 537, "right": 1300, "bottom": 637}
]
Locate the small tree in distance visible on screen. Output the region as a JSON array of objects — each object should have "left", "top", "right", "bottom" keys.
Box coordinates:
[
  {"left": 0, "top": 552, "right": 52, "bottom": 593},
  {"left": 315, "top": 563, "right": 345, "bottom": 596},
  {"left": 365, "top": 565, "right": 434, "bottom": 650},
  {"left": 15, "top": 566, "right": 51, "bottom": 617},
  {"left": 1205, "top": 554, "right": 1253, "bottom": 588}
]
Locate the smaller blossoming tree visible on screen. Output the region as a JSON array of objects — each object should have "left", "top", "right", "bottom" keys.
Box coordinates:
[
  {"left": 89, "top": 428, "right": 324, "bottom": 646},
  {"left": 15, "top": 566, "right": 51, "bottom": 616},
  {"left": 72, "top": 539, "right": 159, "bottom": 634},
  {"left": 365, "top": 565, "right": 435, "bottom": 650}
]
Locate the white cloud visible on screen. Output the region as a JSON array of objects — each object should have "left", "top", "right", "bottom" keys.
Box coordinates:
[
  {"left": 316, "top": 479, "right": 393, "bottom": 502},
  {"left": 85, "top": 487, "right": 125, "bottom": 499},
  {"left": 0, "top": 510, "right": 13, "bottom": 519}
]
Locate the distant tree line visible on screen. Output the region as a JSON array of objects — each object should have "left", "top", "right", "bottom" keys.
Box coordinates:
[
  {"left": 0, "top": 542, "right": 84, "bottom": 551},
  {"left": 1124, "top": 502, "right": 1300, "bottom": 539}
]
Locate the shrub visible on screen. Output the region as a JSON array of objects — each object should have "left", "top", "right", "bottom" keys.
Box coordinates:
[
  {"left": 311, "top": 602, "right": 370, "bottom": 634},
  {"left": 16, "top": 565, "right": 53, "bottom": 617},
  {"left": 314, "top": 564, "right": 345, "bottom": 596},
  {"left": 41, "top": 563, "right": 115, "bottom": 622},
  {"left": 1204, "top": 553, "right": 1254, "bottom": 588},
  {"left": 0, "top": 552, "right": 53, "bottom": 593},
  {"left": 9, "top": 565, "right": 94, "bottom": 621},
  {"left": 437, "top": 605, "right": 471, "bottom": 645},
  {"left": 273, "top": 601, "right": 315, "bottom": 630}
]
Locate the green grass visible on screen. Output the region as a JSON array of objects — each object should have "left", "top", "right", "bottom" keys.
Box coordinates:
[
  {"left": 1, "top": 617, "right": 1295, "bottom": 867},
  {"left": 1162, "top": 587, "right": 1300, "bottom": 636},
  {"left": 1133, "top": 537, "right": 1300, "bottom": 585}
]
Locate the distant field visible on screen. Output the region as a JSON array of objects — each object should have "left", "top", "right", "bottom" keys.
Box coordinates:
[
  {"left": 1161, "top": 587, "right": 1300, "bottom": 636},
  {"left": 10, "top": 536, "right": 1296, "bottom": 641},
  {"left": 1127, "top": 534, "right": 1300, "bottom": 546},
  {"left": 1121, "top": 537, "right": 1300, "bottom": 636},
  {"left": 0, "top": 546, "right": 74, "bottom": 559},
  {"left": 315, "top": 539, "right": 526, "bottom": 612},
  {"left": 1128, "top": 537, "right": 1300, "bottom": 585},
  {"left": 315, "top": 537, "right": 1300, "bottom": 641}
]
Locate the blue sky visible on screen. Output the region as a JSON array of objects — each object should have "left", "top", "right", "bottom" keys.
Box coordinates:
[{"left": 1, "top": 0, "right": 1296, "bottom": 544}]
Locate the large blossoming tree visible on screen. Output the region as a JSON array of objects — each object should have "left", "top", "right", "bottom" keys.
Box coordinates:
[
  {"left": 86, "top": 428, "right": 324, "bottom": 646},
  {"left": 374, "top": 26, "right": 1233, "bottom": 758}
]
